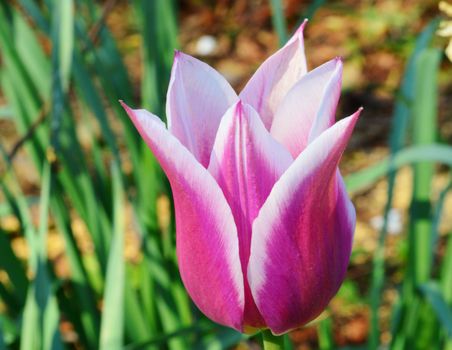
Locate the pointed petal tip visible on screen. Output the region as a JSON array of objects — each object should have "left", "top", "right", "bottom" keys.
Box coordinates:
[
  {"left": 293, "top": 19, "right": 308, "bottom": 37},
  {"left": 119, "top": 100, "right": 131, "bottom": 112},
  {"left": 173, "top": 49, "right": 181, "bottom": 60},
  {"left": 173, "top": 49, "right": 184, "bottom": 63},
  {"left": 119, "top": 101, "right": 140, "bottom": 122},
  {"left": 334, "top": 57, "right": 343, "bottom": 72},
  {"left": 299, "top": 18, "right": 309, "bottom": 30},
  {"left": 286, "top": 19, "right": 308, "bottom": 47},
  {"left": 344, "top": 107, "right": 362, "bottom": 125},
  {"left": 338, "top": 107, "right": 362, "bottom": 135},
  {"left": 354, "top": 106, "right": 364, "bottom": 118},
  {"left": 172, "top": 50, "right": 193, "bottom": 65}
]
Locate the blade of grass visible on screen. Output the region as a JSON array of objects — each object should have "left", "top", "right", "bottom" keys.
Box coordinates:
[
  {"left": 366, "top": 20, "right": 439, "bottom": 350},
  {"left": 16, "top": 0, "right": 49, "bottom": 33},
  {"left": 51, "top": 194, "right": 100, "bottom": 349},
  {"left": 134, "top": 0, "right": 178, "bottom": 116},
  {"left": 269, "top": 0, "right": 288, "bottom": 46},
  {"left": 443, "top": 230, "right": 452, "bottom": 350},
  {"left": 418, "top": 282, "right": 452, "bottom": 338},
  {"left": 124, "top": 324, "right": 213, "bottom": 350},
  {"left": 21, "top": 162, "right": 63, "bottom": 350},
  {"left": 50, "top": 0, "right": 74, "bottom": 152},
  {"left": 391, "top": 47, "right": 442, "bottom": 350},
  {"left": 345, "top": 144, "right": 452, "bottom": 194},
  {"left": 318, "top": 317, "right": 334, "bottom": 350},
  {"left": 55, "top": 0, "right": 73, "bottom": 92},
  {"left": 430, "top": 179, "right": 452, "bottom": 270},
  {"left": 123, "top": 275, "right": 153, "bottom": 345},
  {"left": 409, "top": 48, "right": 440, "bottom": 285},
  {"left": 0, "top": 228, "right": 28, "bottom": 311},
  {"left": 99, "top": 164, "right": 125, "bottom": 350}
]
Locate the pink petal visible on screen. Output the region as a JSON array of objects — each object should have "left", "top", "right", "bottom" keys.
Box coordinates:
[
  {"left": 248, "top": 109, "right": 361, "bottom": 334},
  {"left": 121, "top": 101, "right": 244, "bottom": 330},
  {"left": 166, "top": 51, "right": 238, "bottom": 167},
  {"left": 239, "top": 21, "right": 308, "bottom": 130},
  {"left": 208, "top": 101, "right": 293, "bottom": 328},
  {"left": 270, "top": 58, "right": 343, "bottom": 158}
]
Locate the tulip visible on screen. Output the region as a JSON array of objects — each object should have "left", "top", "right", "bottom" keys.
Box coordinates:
[{"left": 121, "top": 21, "right": 361, "bottom": 335}]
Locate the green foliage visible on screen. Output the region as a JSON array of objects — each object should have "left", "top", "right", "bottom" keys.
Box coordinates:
[
  {"left": 0, "top": 0, "right": 450, "bottom": 349},
  {"left": 0, "top": 1, "right": 228, "bottom": 349}
]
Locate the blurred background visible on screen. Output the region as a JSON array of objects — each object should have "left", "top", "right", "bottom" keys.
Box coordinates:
[{"left": 0, "top": 0, "right": 451, "bottom": 349}]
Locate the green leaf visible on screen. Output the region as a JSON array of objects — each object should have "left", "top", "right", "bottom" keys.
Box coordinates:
[
  {"left": 269, "top": 0, "right": 288, "bottom": 46},
  {"left": 408, "top": 48, "right": 441, "bottom": 284},
  {"left": 318, "top": 317, "right": 334, "bottom": 350},
  {"left": 52, "top": 0, "right": 73, "bottom": 91},
  {"left": 345, "top": 144, "right": 452, "bottom": 194},
  {"left": 419, "top": 282, "right": 452, "bottom": 338},
  {"left": 0, "top": 228, "right": 28, "bottom": 309},
  {"left": 20, "top": 162, "right": 63, "bottom": 350},
  {"left": 99, "top": 164, "right": 125, "bottom": 350},
  {"left": 367, "top": 20, "right": 439, "bottom": 350}
]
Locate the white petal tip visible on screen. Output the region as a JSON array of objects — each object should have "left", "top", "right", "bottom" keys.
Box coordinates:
[{"left": 295, "top": 19, "right": 308, "bottom": 35}]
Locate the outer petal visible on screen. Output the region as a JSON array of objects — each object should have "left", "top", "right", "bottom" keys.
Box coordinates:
[
  {"left": 121, "top": 102, "right": 244, "bottom": 330},
  {"left": 270, "top": 58, "right": 343, "bottom": 158},
  {"left": 248, "top": 109, "right": 361, "bottom": 334},
  {"left": 166, "top": 51, "right": 238, "bottom": 167},
  {"left": 239, "top": 21, "right": 308, "bottom": 130},
  {"left": 208, "top": 101, "right": 293, "bottom": 327}
]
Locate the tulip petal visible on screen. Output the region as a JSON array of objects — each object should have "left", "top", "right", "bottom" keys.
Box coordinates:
[
  {"left": 239, "top": 21, "right": 308, "bottom": 130},
  {"left": 121, "top": 102, "right": 244, "bottom": 330},
  {"left": 270, "top": 58, "right": 343, "bottom": 158},
  {"left": 208, "top": 101, "right": 293, "bottom": 327},
  {"left": 166, "top": 51, "right": 238, "bottom": 167},
  {"left": 248, "top": 109, "right": 361, "bottom": 334}
]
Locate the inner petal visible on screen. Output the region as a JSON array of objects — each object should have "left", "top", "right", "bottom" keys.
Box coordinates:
[{"left": 208, "top": 101, "right": 293, "bottom": 327}]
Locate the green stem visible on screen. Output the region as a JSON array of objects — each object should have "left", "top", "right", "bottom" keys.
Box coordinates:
[{"left": 262, "top": 329, "right": 285, "bottom": 350}]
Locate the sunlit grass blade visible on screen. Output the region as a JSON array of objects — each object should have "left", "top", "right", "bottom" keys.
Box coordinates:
[
  {"left": 407, "top": 48, "right": 441, "bottom": 348},
  {"left": 135, "top": 0, "right": 178, "bottom": 115},
  {"left": 72, "top": 51, "right": 121, "bottom": 162},
  {"left": 194, "top": 327, "right": 247, "bottom": 350},
  {"left": 124, "top": 324, "right": 214, "bottom": 350},
  {"left": 430, "top": 179, "right": 451, "bottom": 267},
  {"left": 366, "top": 20, "right": 439, "bottom": 350},
  {"left": 16, "top": 0, "right": 49, "bottom": 33},
  {"left": 51, "top": 194, "right": 100, "bottom": 349},
  {"left": 409, "top": 48, "right": 440, "bottom": 284},
  {"left": 443, "top": 228, "right": 452, "bottom": 350},
  {"left": 418, "top": 282, "right": 452, "bottom": 339},
  {"left": 140, "top": 233, "right": 189, "bottom": 350},
  {"left": 123, "top": 275, "right": 152, "bottom": 344},
  {"left": 0, "top": 7, "right": 47, "bottom": 164},
  {"left": 54, "top": 0, "right": 73, "bottom": 92},
  {"left": 345, "top": 144, "right": 452, "bottom": 194},
  {"left": 318, "top": 317, "right": 334, "bottom": 350},
  {"left": 99, "top": 164, "right": 125, "bottom": 350},
  {"left": 21, "top": 162, "right": 64, "bottom": 350},
  {"left": 50, "top": 0, "right": 74, "bottom": 151},
  {"left": 269, "top": 0, "right": 288, "bottom": 46},
  {"left": 391, "top": 47, "right": 441, "bottom": 350}
]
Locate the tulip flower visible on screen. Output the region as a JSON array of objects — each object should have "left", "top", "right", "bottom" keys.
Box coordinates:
[{"left": 121, "top": 21, "right": 361, "bottom": 336}]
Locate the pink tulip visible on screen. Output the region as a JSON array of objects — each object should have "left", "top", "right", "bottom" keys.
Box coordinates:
[{"left": 121, "top": 21, "right": 361, "bottom": 335}]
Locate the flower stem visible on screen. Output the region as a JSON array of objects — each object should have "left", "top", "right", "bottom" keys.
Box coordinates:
[{"left": 262, "top": 329, "right": 285, "bottom": 350}]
